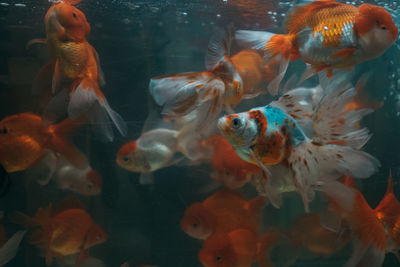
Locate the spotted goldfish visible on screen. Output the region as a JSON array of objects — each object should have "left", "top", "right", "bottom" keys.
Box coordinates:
[
  {"left": 236, "top": 0, "right": 398, "bottom": 94},
  {"left": 218, "top": 74, "right": 380, "bottom": 211}
]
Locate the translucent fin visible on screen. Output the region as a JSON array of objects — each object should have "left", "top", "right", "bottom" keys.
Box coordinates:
[
  {"left": 52, "top": 59, "right": 62, "bottom": 95},
  {"left": 139, "top": 173, "right": 154, "bottom": 185},
  {"left": 32, "top": 61, "right": 54, "bottom": 96},
  {"left": 205, "top": 25, "right": 234, "bottom": 69},
  {"left": 343, "top": 237, "right": 368, "bottom": 267},
  {"left": 359, "top": 245, "right": 385, "bottom": 267},
  {"left": 26, "top": 38, "right": 47, "bottom": 49},
  {"left": 98, "top": 98, "right": 127, "bottom": 137},
  {"left": 26, "top": 150, "right": 58, "bottom": 186},
  {"left": 266, "top": 56, "right": 290, "bottom": 96},
  {"left": 0, "top": 230, "right": 27, "bottom": 266},
  {"left": 234, "top": 30, "right": 274, "bottom": 50},
  {"left": 68, "top": 79, "right": 98, "bottom": 120},
  {"left": 320, "top": 208, "right": 342, "bottom": 233},
  {"left": 90, "top": 45, "right": 106, "bottom": 87},
  {"left": 42, "top": 87, "right": 69, "bottom": 125}
]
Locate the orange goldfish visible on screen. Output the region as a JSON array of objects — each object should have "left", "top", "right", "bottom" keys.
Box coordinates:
[
  {"left": 180, "top": 190, "right": 266, "bottom": 240},
  {"left": 33, "top": 1, "right": 126, "bottom": 141},
  {"left": 321, "top": 179, "right": 387, "bottom": 267},
  {"left": 285, "top": 213, "right": 350, "bottom": 257},
  {"left": 201, "top": 135, "right": 262, "bottom": 189},
  {"left": 11, "top": 198, "right": 107, "bottom": 266},
  {"left": 0, "top": 113, "right": 87, "bottom": 173},
  {"left": 150, "top": 29, "right": 268, "bottom": 134},
  {"left": 375, "top": 173, "right": 400, "bottom": 260},
  {"left": 236, "top": 0, "right": 398, "bottom": 94}
]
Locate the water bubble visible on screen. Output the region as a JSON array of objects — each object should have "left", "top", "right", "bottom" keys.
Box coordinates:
[
  {"left": 150, "top": 6, "right": 159, "bottom": 13},
  {"left": 0, "top": 3, "right": 10, "bottom": 6},
  {"left": 216, "top": 14, "right": 221, "bottom": 18},
  {"left": 14, "top": 3, "right": 26, "bottom": 7}
]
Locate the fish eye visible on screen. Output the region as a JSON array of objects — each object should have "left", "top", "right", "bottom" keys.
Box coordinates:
[
  {"left": 97, "top": 234, "right": 102, "bottom": 240},
  {"left": 192, "top": 223, "right": 198, "bottom": 228},
  {"left": 381, "top": 26, "right": 387, "bottom": 30},
  {"left": 72, "top": 12, "right": 77, "bottom": 18},
  {"left": 87, "top": 183, "right": 93, "bottom": 190},
  {"left": 231, "top": 117, "right": 241, "bottom": 129},
  {"left": 122, "top": 155, "right": 131, "bottom": 163},
  {"left": 215, "top": 256, "right": 222, "bottom": 262}
]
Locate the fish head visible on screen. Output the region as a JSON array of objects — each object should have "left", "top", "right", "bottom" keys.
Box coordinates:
[
  {"left": 180, "top": 203, "right": 216, "bottom": 240},
  {"left": 355, "top": 4, "right": 398, "bottom": 59},
  {"left": 84, "top": 224, "right": 107, "bottom": 249},
  {"left": 72, "top": 169, "right": 102, "bottom": 196},
  {"left": 198, "top": 233, "right": 236, "bottom": 267},
  {"left": 45, "top": 2, "right": 90, "bottom": 41},
  {"left": 217, "top": 112, "right": 258, "bottom": 148},
  {"left": 116, "top": 141, "right": 151, "bottom": 173}
]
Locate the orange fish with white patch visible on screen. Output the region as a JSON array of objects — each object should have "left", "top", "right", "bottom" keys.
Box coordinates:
[
  {"left": 150, "top": 29, "right": 269, "bottom": 134},
  {"left": 11, "top": 198, "right": 107, "bottom": 266},
  {"left": 320, "top": 178, "right": 387, "bottom": 267},
  {"left": 180, "top": 190, "right": 266, "bottom": 240},
  {"left": 32, "top": 0, "right": 126, "bottom": 141},
  {"left": 374, "top": 172, "right": 400, "bottom": 261},
  {"left": 236, "top": 0, "right": 398, "bottom": 95},
  {"left": 0, "top": 113, "right": 87, "bottom": 173},
  {"left": 201, "top": 135, "right": 262, "bottom": 189}
]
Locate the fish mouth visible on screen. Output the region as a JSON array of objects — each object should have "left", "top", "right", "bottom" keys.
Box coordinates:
[{"left": 217, "top": 117, "right": 227, "bottom": 132}]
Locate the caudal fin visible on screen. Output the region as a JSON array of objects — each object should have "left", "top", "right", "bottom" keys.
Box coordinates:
[
  {"left": 0, "top": 230, "right": 27, "bottom": 266},
  {"left": 235, "top": 30, "right": 296, "bottom": 95},
  {"left": 68, "top": 78, "right": 127, "bottom": 141}
]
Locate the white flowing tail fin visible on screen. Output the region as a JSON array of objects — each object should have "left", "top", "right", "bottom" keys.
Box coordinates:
[
  {"left": 205, "top": 25, "right": 234, "bottom": 69},
  {"left": 0, "top": 230, "right": 27, "bottom": 266},
  {"left": 312, "top": 75, "right": 373, "bottom": 149}
]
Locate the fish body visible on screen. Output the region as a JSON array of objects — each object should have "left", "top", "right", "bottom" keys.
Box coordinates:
[
  {"left": 235, "top": 0, "right": 398, "bottom": 94},
  {"left": 0, "top": 113, "right": 87, "bottom": 173},
  {"left": 218, "top": 77, "right": 380, "bottom": 210}
]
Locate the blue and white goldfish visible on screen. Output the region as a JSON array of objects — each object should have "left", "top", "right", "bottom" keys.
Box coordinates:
[
  {"left": 217, "top": 75, "right": 380, "bottom": 211},
  {"left": 235, "top": 0, "right": 398, "bottom": 94}
]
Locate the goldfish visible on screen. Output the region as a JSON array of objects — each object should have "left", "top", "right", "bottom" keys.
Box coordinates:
[
  {"left": 180, "top": 190, "right": 266, "bottom": 240},
  {"left": 374, "top": 172, "right": 400, "bottom": 260},
  {"left": 53, "top": 158, "right": 102, "bottom": 196},
  {"left": 32, "top": 0, "right": 126, "bottom": 141},
  {"left": 284, "top": 213, "right": 350, "bottom": 257},
  {"left": 0, "top": 113, "right": 88, "bottom": 173},
  {"left": 235, "top": 0, "right": 398, "bottom": 95},
  {"left": 320, "top": 178, "right": 387, "bottom": 267},
  {"left": 116, "top": 124, "right": 205, "bottom": 184},
  {"left": 217, "top": 74, "right": 380, "bottom": 211},
  {"left": 201, "top": 135, "right": 262, "bottom": 189},
  {"left": 11, "top": 198, "right": 107, "bottom": 266},
  {"left": 150, "top": 28, "right": 269, "bottom": 134}
]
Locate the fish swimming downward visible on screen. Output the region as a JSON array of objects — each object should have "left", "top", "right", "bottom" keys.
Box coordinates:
[
  {"left": 31, "top": 0, "right": 126, "bottom": 141},
  {"left": 150, "top": 27, "right": 269, "bottom": 134},
  {"left": 235, "top": 0, "right": 398, "bottom": 95},
  {"left": 218, "top": 75, "right": 380, "bottom": 211}
]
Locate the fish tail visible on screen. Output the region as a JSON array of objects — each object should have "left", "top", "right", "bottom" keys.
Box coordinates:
[
  {"left": 288, "top": 140, "right": 380, "bottom": 212},
  {"left": 176, "top": 122, "right": 212, "bottom": 162},
  {"left": 235, "top": 30, "right": 297, "bottom": 95},
  {"left": 68, "top": 78, "right": 127, "bottom": 141},
  {"left": 0, "top": 230, "right": 27, "bottom": 266},
  {"left": 149, "top": 72, "right": 225, "bottom": 132},
  {"left": 319, "top": 180, "right": 386, "bottom": 267},
  {"left": 50, "top": 117, "right": 89, "bottom": 170},
  {"left": 312, "top": 75, "right": 373, "bottom": 149}
]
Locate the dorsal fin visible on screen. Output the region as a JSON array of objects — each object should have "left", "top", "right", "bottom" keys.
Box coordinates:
[
  {"left": 386, "top": 170, "right": 394, "bottom": 194},
  {"left": 205, "top": 25, "right": 235, "bottom": 70},
  {"left": 52, "top": 196, "right": 85, "bottom": 216}
]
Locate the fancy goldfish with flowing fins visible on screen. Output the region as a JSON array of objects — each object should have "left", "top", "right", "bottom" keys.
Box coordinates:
[
  {"left": 11, "top": 198, "right": 107, "bottom": 266},
  {"left": 218, "top": 75, "right": 380, "bottom": 211},
  {"left": 235, "top": 0, "right": 398, "bottom": 95},
  {"left": 150, "top": 28, "right": 269, "bottom": 133},
  {"left": 33, "top": 0, "right": 127, "bottom": 141},
  {"left": 180, "top": 190, "right": 266, "bottom": 240},
  {"left": 201, "top": 135, "right": 262, "bottom": 189},
  {"left": 0, "top": 113, "right": 87, "bottom": 173},
  {"left": 320, "top": 178, "right": 387, "bottom": 267}
]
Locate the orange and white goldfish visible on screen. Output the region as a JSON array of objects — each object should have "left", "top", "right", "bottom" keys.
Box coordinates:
[
  {"left": 201, "top": 135, "right": 262, "bottom": 189},
  {"left": 150, "top": 29, "right": 269, "bottom": 134},
  {"left": 236, "top": 0, "right": 398, "bottom": 94},
  {"left": 53, "top": 158, "right": 102, "bottom": 196},
  {"left": 12, "top": 198, "right": 107, "bottom": 266},
  {"left": 180, "top": 190, "right": 266, "bottom": 240},
  {"left": 116, "top": 124, "right": 205, "bottom": 184},
  {"left": 217, "top": 74, "right": 379, "bottom": 211},
  {"left": 375, "top": 173, "right": 400, "bottom": 260},
  {"left": 33, "top": 0, "right": 126, "bottom": 141},
  {"left": 0, "top": 113, "right": 87, "bottom": 173},
  {"left": 320, "top": 178, "right": 387, "bottom": 267}
]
